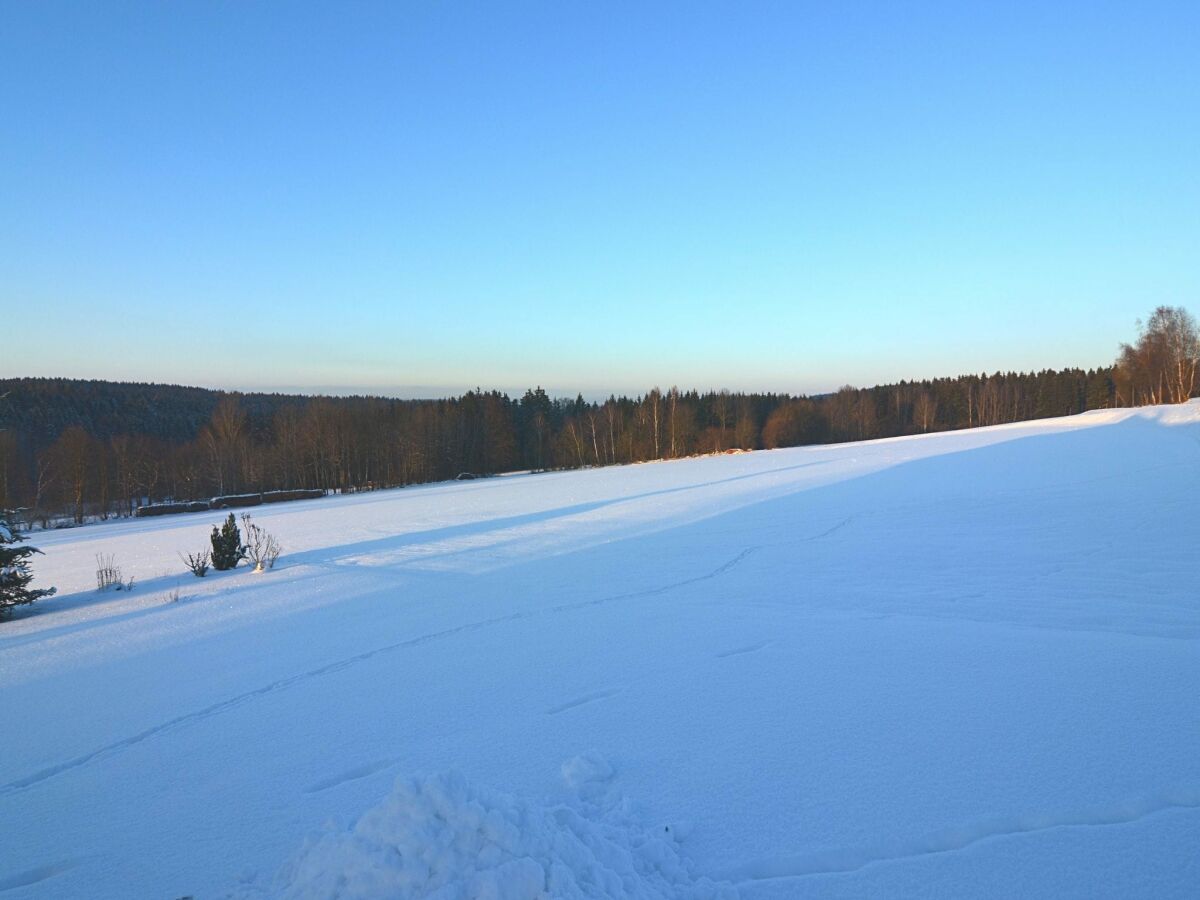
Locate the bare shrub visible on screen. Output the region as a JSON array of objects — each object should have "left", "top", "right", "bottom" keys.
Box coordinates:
[
  {"left": 96, "top": 553, "right": 120, "bottom": 591},
  {"left": 240, "top": 514, "right": 281, "bottom": 572},
  {"left": 180, "top": 549, "right": 210, "bottom": 578},
  {"left": 95, "top": 554, "right": 134, "bottom": 592}
]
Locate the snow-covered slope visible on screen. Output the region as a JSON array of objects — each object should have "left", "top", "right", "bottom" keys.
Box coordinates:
[{"left": 3, "top": 402, "right": 1199, "bottom": 898}]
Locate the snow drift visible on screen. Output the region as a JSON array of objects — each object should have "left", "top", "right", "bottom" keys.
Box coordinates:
[{"left": 248, "top": 754, "right": 736, "bottom": 900}]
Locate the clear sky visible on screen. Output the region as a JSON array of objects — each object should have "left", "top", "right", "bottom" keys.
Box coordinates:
[{"left": 2, "top": 1, "right": 1197, "bottom": 399}]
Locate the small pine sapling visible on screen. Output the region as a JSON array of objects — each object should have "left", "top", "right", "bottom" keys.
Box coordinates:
[
  {"left": 210, "top": 513, "right": 245, "bottom": 571},
  {"left": 1, "top": 514, "right": 57, "bottom": 617}
]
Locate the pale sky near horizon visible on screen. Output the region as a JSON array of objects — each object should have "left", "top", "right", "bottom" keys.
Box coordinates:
[{"left": 2, "top": 1, "right": 1197, "bottom": 399}]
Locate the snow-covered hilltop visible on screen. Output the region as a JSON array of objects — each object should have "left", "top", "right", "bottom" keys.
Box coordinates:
[{"left": 4, "top": 402, "right": 1199, "bottom": 898}]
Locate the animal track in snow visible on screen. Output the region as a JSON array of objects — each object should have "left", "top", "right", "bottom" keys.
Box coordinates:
[
  {"left": 1, "top": 547, "right": 757, "bottom": 797},
  {"left": 723, "top": 786, "right": 1200, "bottom": 883},
  {"left": 303, "top": 758, "right": 400, "bottom": 794},
  {"left": 0, "top": 859, "right": 81, "bottom": 893},
  {"left": 715, "top": 640, "right": 771, "bottom": 658},
  {"left": 545, "top": 688, "right": 622, "bottom": 715}
]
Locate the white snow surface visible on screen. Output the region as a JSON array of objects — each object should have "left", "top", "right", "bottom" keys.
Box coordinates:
[{"left": 3, "top": 402, "right": 1199, "bottom": 898}]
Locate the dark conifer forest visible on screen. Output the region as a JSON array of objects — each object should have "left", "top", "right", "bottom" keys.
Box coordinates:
[
  {"left": 2, "top": 305, "right": 1196, "bottom": 527},
  {"left": 0, "top": 367, "right": 1117, "bottom": 527}
]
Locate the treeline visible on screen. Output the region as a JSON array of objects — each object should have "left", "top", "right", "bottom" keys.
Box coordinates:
[
  {"left": 1, "top": 366, "right": 1121, "bottom": 527},
  {"left": 1114, "top": 306, "right": 1200, "bottom": 406}
]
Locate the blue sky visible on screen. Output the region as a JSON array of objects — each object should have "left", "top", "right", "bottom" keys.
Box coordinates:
[{"left": 2, "top": 1, "right": 1197, "bottom": 398}]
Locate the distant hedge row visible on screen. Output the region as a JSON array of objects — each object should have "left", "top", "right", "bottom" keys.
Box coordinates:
[{"left": 135, "top": 489, "right": 325, "bottom": 518}]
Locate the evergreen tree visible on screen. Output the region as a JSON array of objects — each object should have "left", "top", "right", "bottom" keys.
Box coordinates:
[
  {"left": 210, "top": 513, "right": 245, "bottom": 571},
  {"left": 1, "top": 513, "right": 56, "bottom": 617}
]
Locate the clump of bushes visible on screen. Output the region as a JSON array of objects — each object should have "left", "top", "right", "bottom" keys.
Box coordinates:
[{"left": 188, "top": 513, "right": 281, "bottom": 577}]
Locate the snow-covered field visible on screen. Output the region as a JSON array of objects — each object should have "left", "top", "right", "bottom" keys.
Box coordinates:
[{"left": 4, "top": 403, "right": 1199, "bottom": 898}]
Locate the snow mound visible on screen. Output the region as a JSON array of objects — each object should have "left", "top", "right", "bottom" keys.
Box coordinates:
[{"left": 252, "top": 756, "right": 737, "bottom": 899}]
